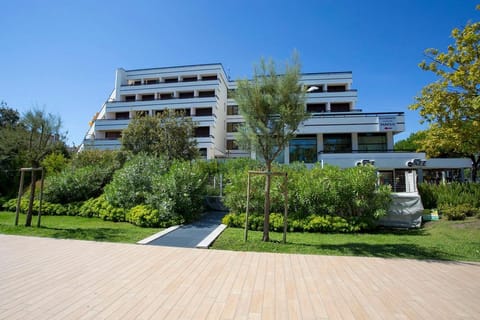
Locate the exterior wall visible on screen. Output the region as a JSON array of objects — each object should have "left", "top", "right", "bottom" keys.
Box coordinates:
[{"left": 80, "top": 64, "right": 471, "bottom": 178}]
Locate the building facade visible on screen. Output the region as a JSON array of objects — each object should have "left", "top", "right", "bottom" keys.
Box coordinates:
[{"left": 81, "top": 64, "right": 471, "bottom": 191}]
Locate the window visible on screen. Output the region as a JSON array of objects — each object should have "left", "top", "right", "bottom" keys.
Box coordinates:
[
  {"left": 289, "top": 135, "right": 317, "bottom": 163},
  {"left": 323, "top": 134, "right": 352, "bottom": 153},
  {"left": 306, "top": 103, "right": 326, "bottom": 113},
  {"left": 226, "top": 139, "right": 239, "bottom": 150},
  {"left": 135, "top": 111, "right": 148, "bottom": 117},
  {"left": 330, "top": 103, "right": 350, "bottom": 112},
  {"left": 105, "top": 131, "right": 121, "bottom": 140},
  {"left": 195, "top": 126, "right": 210, "bottom": 137},
  {"left": 179, "top": 91, "right": 194, "bottom": 99},
  {"left": 144, "top": 78, "right": 159, "bottom": 85},
  {"left": 159, "top": 93, "right": 174, "bottom": 100},
  {"left": 124, "top": 95, "right": 135, "bottom": 102},
  {"left": 198, "top": 90, "right": 215, "bottom": 98},
  {"left": 128, "top": 79, "right": 141, "bottom": 86},
  {"left": 199, "top": 148, "right": 207, "bottom": 158},
  {"left": 182, "top": 76, "right": 197, "bottom": 82},
  {"left": 306, "top": 85, "right": 323, "bottom": 93},
  {"left": 227, "top": 105, "right": 239, "bottom": 115},
  {"left": 227, "top": 122, "right": 241, "bottom": 132},
  {"left": 115, "top": 112, "right": 129, "bottom": 120},
  {"left": 141, "top": 94, "right": 155, "bottom": 101},
  {"left": 327, "top": 85, "right": 346, "bottom": 92},
  {"left": 202, "top": 75, "right": 217, "bottom": 81},
  {"left": 164, "top": 77, "right": 178, "bottom": 83},
  {"left": 358, "top": 133, "right": 387, "bottom": 152},
  {"left": 195, "top": 108, "right": 212, "bottom": 116}
]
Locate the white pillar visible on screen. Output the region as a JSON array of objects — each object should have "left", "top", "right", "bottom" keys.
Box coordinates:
[{"left": 352, "top": 133, "right": 358, "bottom": 152}]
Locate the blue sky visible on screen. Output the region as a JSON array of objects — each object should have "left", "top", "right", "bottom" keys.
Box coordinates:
[{"left": 1, "top": 0, "right": 479, "bottom": 146}]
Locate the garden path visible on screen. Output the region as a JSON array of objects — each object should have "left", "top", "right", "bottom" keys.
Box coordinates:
[{"left": 147, "top": 210, "right": 227, "bottom": 248}]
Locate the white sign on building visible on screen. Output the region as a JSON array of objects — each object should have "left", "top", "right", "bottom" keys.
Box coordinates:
[{"left": 379, "top": 115, "right": 397, "bottom": 131}]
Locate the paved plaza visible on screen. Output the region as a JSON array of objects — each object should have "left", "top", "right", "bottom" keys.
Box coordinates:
[{"left": 1, "top": 234, "right": 479, "bottom": 319}]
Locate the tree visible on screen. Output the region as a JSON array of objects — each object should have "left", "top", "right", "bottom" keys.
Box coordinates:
[
  {"left": 394, "top": 131, "right": 427, "bottom": 152},
  {"left": 121, "top": 109, "right": 198, "bottom": 161},
  {"left": 0, "top": 101, "right": 20, "bottom": 127},
  {"left": 20, "top": 108, "right": 66, "bottom": 226},
  {"left": 410, "top": 6, "right": 480, "bottom": 181},
  {"left": 234, "top": 54, "right": 308, "bottom": 241},
  {"left": 0, "top": 103, "right": 22, "bottom": 197}
]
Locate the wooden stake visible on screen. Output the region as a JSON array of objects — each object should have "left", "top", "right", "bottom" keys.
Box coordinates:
[{"left": 14, "top": 170, "right": 25, "bottom": 226}]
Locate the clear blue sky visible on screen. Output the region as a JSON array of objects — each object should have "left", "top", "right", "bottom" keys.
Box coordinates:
[{"left": 1, "top": 0, "right": 479, "bottom": 146}]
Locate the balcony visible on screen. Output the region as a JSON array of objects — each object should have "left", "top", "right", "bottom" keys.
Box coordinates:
[
  {"left": 299, "top": 112, "right": 405, "bottom": 134},
  {"left": 82, "top": 138, "right": 121, "bottom": 150},
  {"left": 94, "top": 119, "right": 130, "bottom": 131}
]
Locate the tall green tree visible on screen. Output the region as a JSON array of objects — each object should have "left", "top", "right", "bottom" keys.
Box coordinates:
[
  {"left": 410, "top": 6, "right": 480, "bottom": 181},
  {"left": 20, "top": 108, "right": 66, "bottom": 226},
  {"left": 0, "top": 102, "right": 22, "bottom": 197},
  {"left": 394, "top": 131, "right": 427, "bottom": 152},
  {"left": 121, "top": 109, "right": 198, "bottom": 161},
  {"left": 234, "top": 54, "right": 308, "bottom": 241}
]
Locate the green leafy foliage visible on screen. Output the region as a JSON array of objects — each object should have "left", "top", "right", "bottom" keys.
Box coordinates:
[
  {"left": 147, "top": 161, "right": 207, "bottom": 223},
  {"left": 41, "top": 152, "right": 69, "bottom": 174},
  {"left": 104, "top": 154, "right": 168, "bottom": 209},
  {"left": 221, "top": 212, "right": 372, "bottom": 233},
  {"left": 121, "top": 110, "right": 198, "bottom": 161},
  {"left": 2, "top": 198, "right": 82, "bottom": 216},
  {"left": 223, "top": 161, "right": 391, "bottom": 222},
  {"left": 409, "top": 12, "right": 480, "bottom": 180},
  {"left": 44, "top": 165, "right": 113, "bottom": 204},
  {"left": 418, "top": 182, "right": 480, "bottom": 209}
]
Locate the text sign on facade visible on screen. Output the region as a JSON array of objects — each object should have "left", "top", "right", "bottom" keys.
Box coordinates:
[{"left": 378, "top": 115, "right": 397, "bottom": 131}]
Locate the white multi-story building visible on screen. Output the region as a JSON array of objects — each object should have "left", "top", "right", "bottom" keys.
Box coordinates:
[{"left": 81, "top": 63, "right": 471, "bottom": 191}]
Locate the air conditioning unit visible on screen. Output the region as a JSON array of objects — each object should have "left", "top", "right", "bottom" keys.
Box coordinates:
[
  {"left": 355, "top": 159, "right": 375, "bottom": 166},
  {"left": 406, "top": 159, "right": 427, "bottom": 167}
]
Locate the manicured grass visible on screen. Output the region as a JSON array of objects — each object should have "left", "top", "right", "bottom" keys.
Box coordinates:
[
  {"left": 0, "top": 211, "right": 162, "bottom": 243},
  {"left": 212, "top": 217, "right": 480, "bottom": 262}
]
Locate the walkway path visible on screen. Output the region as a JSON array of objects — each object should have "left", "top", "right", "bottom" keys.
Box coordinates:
[
  {"left": 1, "top": 234, "right": 479, "bottom": 319},
  {"left": 147, "top": 211, "right": 226, "bottom": 248}
]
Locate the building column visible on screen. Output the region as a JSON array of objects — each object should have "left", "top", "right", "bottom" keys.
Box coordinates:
[
  {"left": 326, "top": 102, "right": 331, "bottom": 112},
  {"left": 352, "top": 133, "right": 358, "bottom": 152},
  {"left": 284, "top": 142, "right": 290, "bottom": 164},
  {"left": 386, "top": 131, "right": 394, "bottom": 151},
  {"left": 317, "top": 134, "right": 323, "bottom": 162}
]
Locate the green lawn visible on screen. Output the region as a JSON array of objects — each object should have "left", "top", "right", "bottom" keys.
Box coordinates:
[
  {"left": 0, "top": 211, "right": 162, "bottom": 243},
  {"left": 212, "top": 217, "right": 480, "bottom": 262}
]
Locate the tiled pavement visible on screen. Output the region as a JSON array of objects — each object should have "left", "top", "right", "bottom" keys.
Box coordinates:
[{"left": 0, "top": 234, "right": 479, "bottom": 319}]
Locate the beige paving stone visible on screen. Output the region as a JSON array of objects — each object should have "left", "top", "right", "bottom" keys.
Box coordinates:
[{"left": 0, "top": 234, "right": 479, "bottom": 319}]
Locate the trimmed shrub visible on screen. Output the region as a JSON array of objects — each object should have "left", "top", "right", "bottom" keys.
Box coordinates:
[
  {"left": 221, "top": 212, "right": 372, "bottom": 233},
  {"left": 78, "top": 195, "right": 125, "bottom": 221},
  {"left": 126, "top": 205, "right": 160, "bottom": 227},
  {"left": 1, "top": 198, "right": 81, "bottom": 216},
  {"left": 440, "top": 203, "right": 480, "bottom": 221}
]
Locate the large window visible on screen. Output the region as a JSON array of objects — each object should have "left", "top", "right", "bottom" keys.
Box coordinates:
[
  {"left": 227, "top": 105, "right": 239, "bottom": 115},
  {"left": 289, "top": 135, "right": 317, "bottom": 163},
  {"left": 227, "top": 122, "right": 241, "bottom": 132},
  {"left": 358, "top": 133, "right": 387, "bottom": 152},
  {"left": 195, "top": 127, "right": 210, "bottom": 137},
  {"left": 323, "top": 134, "right": 352, "bottom": 153}
]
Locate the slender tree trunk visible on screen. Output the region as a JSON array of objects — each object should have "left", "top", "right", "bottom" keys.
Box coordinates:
[
  {"left": 25, "top": 170, "right": 36, "bottom": 227},
  {"left": 263, "top": 161, "right": 272, "bottom": 242}
]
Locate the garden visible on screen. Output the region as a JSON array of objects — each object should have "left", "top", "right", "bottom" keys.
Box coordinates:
[{"left": 1, "top": 149, "right": 479, "bottom": 261}]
